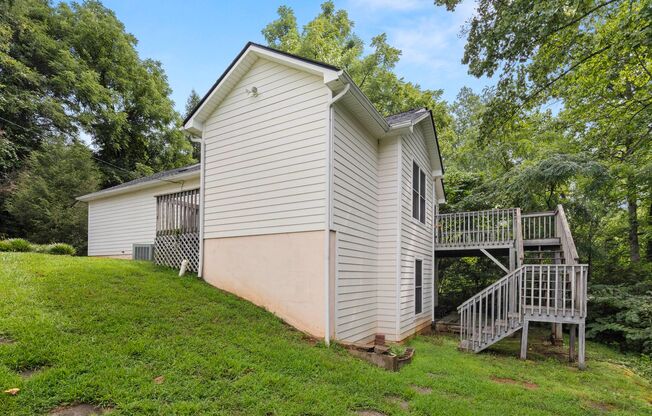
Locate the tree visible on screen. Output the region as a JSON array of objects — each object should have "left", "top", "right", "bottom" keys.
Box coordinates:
[
  {"left": 436, "top": 0, "right": 651, "bottom": 264},
  {"left": 6, "top": 139, "right": 101, "bottom": 254},
  {"left": 185, "top": 89, "right": 202, "bottom": 160},
  {"left": 0, "top": 0, "right": 194, "bottom": 187},
  {"left": 262, "top": 1, "right": 450, "bottom": 127}
]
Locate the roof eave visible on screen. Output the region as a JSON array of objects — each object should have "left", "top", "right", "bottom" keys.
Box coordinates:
[{"left": 76, "top": 170, "right": 200, "bottom": 202}]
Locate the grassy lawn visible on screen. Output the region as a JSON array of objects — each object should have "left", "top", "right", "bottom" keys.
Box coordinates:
[{"left": 0, "top": 253, "right": 650, "bottom": 415}]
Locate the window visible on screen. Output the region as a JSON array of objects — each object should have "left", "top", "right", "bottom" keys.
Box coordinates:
[
  {"left": 412, "top": 161, "right": 426, "bottom": 223},
  {"left": 415, "top": 259, "right": 423, "bottom": 314}
]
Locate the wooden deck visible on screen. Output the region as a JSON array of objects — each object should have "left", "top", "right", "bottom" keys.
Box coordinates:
[{"left": 436, "top": 205, "right": 587, "bottom": 368}]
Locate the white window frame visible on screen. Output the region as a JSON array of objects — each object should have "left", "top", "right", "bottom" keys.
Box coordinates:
[
  {"left": 415, "top": 258, "right": 423, "bottom": 315},
  {"left": 412, "top": 160, "right": 426, "bottom": 224}
]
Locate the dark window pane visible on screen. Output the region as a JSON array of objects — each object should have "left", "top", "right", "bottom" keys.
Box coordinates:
[
  {"left": 412, "top": 162, "right": 419, "bottom": 191},
  {"left": 412, "top": 191, "right": 419, "bottom": 220},
  {"left": 420, "top": 171, "right": 426, "bottom": 195},
  {"left": 420, "top": 196, "right": 426, "bottom": 223},
  {"left": 415, "top": 259, "right": 423, "bottom": 314}
]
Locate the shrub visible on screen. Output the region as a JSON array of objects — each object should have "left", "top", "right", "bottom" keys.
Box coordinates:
[
  {"left": 588, "top": 276, "right": 652, "bottom": 354},
  {"left": 32, "top": 244, "right": 49, "bottom": 253},
  {"left": 0, "top": 238, "right": 33, "bottom": 252},
  {"left": 0, "top": 239, "right": 76, "bottom": 256},
  {"left": 46, "top": 243, "right": 76, "bottom": 256},
  {"left": 0, "top": 240, "right": 10, "bottom": 252}
]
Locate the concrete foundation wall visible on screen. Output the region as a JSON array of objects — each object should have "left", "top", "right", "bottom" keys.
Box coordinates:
[{"left": 202, "top": 230, "right": 326, "bottom": 337}]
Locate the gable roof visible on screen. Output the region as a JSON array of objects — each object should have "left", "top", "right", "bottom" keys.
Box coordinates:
[
  {"left": 183, "top": 42, "right": 338, "bottom": 128},
  {"left": 77, "top": 164, "right": 200, "bottom": 202}
]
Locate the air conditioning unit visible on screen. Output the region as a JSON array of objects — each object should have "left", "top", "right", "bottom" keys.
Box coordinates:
[{"left": 132, "top": 243, "right": 155, "bottom": 261}]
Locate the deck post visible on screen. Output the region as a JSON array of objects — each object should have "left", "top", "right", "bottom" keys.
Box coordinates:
[
  {"left": 569, "top": 324, "right": 576, "bottom": 362},
  {"left": 520, "top": 320, "right": 529, "bottom": 360},
  {"left": 509, "top": 248, "right": 516, "bottom": 272},
  {"left": 578, "top": 322, "right": 586, "bottom": 370},
  {"left": 551, "top": 323, "right": 563, "bottom": 345}
]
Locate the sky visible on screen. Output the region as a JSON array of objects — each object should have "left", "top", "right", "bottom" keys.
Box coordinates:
[{"left": 101, "top": 0, "right": 493, "bottom": 114}]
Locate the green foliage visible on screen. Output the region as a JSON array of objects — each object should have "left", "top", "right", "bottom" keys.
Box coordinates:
[
  {"left": 0, "top": 238, "right": 31, "bottom": 252},
  {"left": 6, "top": 140, "right": 101, "bottom": 254},
  {"left": 262, "top": 1, "right": 450, "bottom": 128},
  {"left": 0, "top": 0, "right": 194, "bottom": 186},
  {"left": 46, "top": 243, "right": 76, "bottom": 256},
  {"left": 587, "top": 267, "right": 652, "bottom": 354},
  {"left": 0, "top": 239, "right": 76, "bottom": 256}
]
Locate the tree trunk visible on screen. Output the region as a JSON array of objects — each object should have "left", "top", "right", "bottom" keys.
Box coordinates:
[{"left": 626, "top": 178, "right": 640, "bottom": 263}]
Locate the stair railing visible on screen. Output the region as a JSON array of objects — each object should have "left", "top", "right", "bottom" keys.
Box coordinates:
[
  {"left": 458, "top": 263, "right": 588, "bottom": 352},
  {"left": 555, "top": 204, "right": 580, "bottom": 265},
  {"left": 458, "top": 267, "right": 523, "bottom": 351}
]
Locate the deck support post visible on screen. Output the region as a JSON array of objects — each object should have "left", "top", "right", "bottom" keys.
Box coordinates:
[
  {"left": 551, "top": 323, "right": 563, "bottom": 346},
  {"left": 578, "top": 322, "right": 586, "bottom": 370},
  {"left": 520, "top": 320, "right": 529, "bottom": 360},
  {"left": 569, "top": 324, "right": 576, "bottom": 362},
  {"left": 509, "top": 248, "right": 516, "bottom": 272}
]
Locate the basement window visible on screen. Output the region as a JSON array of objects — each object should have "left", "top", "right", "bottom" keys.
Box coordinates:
[
  {"left": 415, "top": 259, "right": 423, "bottom": 314},
  {"left": 412, "top": 161, "right": 426, "bottom": 223}
]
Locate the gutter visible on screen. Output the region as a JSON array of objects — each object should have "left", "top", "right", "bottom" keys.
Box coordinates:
[
  {"left": 189, "top": 135, "right": 206, "bottom": 278},
  {"left": 323, "top": 82, "right": 351, "bottom": 346}
]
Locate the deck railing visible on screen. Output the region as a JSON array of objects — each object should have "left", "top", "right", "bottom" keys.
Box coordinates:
[
  {"left": 435, "top": 208, "right": 517, "bottom": 248},
  {"left": 458, "top": 264, "right": 588, "bottom": 352},
  {"left": 521, "top": 211, "right": 556, "bottom": 240}
]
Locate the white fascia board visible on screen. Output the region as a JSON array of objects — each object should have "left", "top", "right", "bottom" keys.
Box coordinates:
[
  {"left": 184, "top": 119, "right": 204, "bottom": 137},
  {"left": 249, "top": 45, "right": 340, "bottom": 82},
  {"left": 76, "top": 170, "right": 200, "bottom": 202},
  {"left": 337, "top": 72, "right": 390, "bottom": 132}
]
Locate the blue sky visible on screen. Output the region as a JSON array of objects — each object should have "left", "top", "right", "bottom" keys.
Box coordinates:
[{"left": 101, "top": 0, "right": 492, "bottom": 113}]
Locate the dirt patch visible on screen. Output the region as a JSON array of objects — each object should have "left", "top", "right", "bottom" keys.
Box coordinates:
[
  {"left": 49, "top": 404, "right": 112, "bottom": 416},
  {"left": 490, "top": 376, "right": 538, "bottom": 390},
  {"left": 387, "top": 396, "right": 409, "bottom": 410},
  {"left": 356, "top": 411, "right": 386, "bottom": 416},
  {"left": 586, "top": 401, "right": 616, "bottom": 412},
  {"left": 411, "top": 384, "right": 432, "bottom": 394},
  {"left": 18, "top": 367, "right": 42, "bottom": 378},
  {"left": 0, "top": 336, "right": 15, "bottom": 345}
]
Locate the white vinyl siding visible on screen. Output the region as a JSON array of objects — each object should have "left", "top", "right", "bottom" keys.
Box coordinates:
[
  {"left": 332, "top": 105, "right": 379, "bottom": 344},
  {"left": 399, "top": 126, "right": 434, "bottom": 338},
  {"left": 87, "top": 179, "right": 200, "bottom": 257},
  {"left": 376, "top": 136, "right": 401, "bottom": 341},
  {"left": 202, "top": 57, "right": 331, "bottom": 238}
]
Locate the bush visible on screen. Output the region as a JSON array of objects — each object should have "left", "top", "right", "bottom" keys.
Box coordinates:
[
  {"left": 0, "top": 238, "right": 33, "bottom": 252},
  {"left": 587, "top": 276, "right": 652, "bottom": 354},
  {"left": 46, "top": 243, "right": 76, "bottom": 256},
  {"left": 0, "top": 239, "right": 76, "bottom": 256}
]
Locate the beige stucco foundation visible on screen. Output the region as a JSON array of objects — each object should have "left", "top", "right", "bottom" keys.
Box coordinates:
[{"left": 202, "top": 230, "right": 327, "bottom": 338}]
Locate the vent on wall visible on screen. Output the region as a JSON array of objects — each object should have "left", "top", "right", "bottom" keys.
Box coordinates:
[{"left": 133, "top": 244, "right": 155, "bottom": 261}]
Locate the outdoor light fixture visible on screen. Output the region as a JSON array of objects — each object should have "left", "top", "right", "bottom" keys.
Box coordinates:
[{"left": 245, "top": 86, "right": 259, "bottom": 97}]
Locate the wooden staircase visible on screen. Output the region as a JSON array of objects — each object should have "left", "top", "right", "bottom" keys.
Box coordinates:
[{"left": 435, "top": 205, "right": 588, "bottom": 367}]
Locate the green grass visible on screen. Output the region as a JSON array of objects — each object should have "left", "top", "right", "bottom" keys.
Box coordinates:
[{"left": 0, "top": 253, "right": 650, "bottom": 415}]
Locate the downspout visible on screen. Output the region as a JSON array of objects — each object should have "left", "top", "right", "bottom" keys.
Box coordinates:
[
  {"left": 189, "top": 134, "right": 205, "bottom": 278},
  {"left": 324, "top": 82, "right": 350, "bottom": 346}
]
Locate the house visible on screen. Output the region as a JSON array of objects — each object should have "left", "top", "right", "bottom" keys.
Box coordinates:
[{"left": 78, "top": 42, "right": 588, "bottom": 366}]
